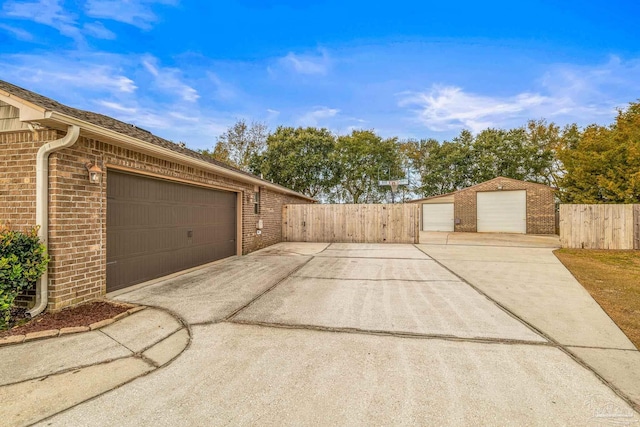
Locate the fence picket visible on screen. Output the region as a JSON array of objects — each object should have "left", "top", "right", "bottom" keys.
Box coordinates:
[
  {"left": 283, "top": 204, "right": 419, "bottom": 243},
  {"left": 560, "top": 204, "right": 639, "bottom": 249}
]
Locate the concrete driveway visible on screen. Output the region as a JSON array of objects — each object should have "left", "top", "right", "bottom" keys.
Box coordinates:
[{"left": 38, "top": 239, "right": 640, "bottom": 425}]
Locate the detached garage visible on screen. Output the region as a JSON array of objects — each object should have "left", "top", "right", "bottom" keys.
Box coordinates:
[
  {"left": 412, "top": 177, "right": 556, "bottom": 235},
  {"left": 421, "top": 197, "right": 454, "bottom": 232}
]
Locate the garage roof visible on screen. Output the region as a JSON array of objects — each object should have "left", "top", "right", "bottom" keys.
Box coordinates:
[
  {"left": 0, "top": 79, "right": 314, "bottom": 202},
  {"left": 409, "top": 177, "right": 555, "bottom": 203}
]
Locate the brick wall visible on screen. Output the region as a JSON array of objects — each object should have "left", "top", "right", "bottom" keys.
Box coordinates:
[
  {"left": 0, "top": 130, "right": 58, "bottom": 230},
  {"left": 242, "top": 186, "right": 308, "bottom": 253},
  {"left": 48, "top": 137, "right": 106, "bottom": 308},
  {"left": 453, "top": 177, "right": 555, "bottom": 234},
  {"left": 2, "top": 129, "right": 311, "bottom": 310}
]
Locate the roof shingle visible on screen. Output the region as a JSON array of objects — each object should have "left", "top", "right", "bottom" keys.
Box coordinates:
[{"left": 0, "top": 79, "right": 290, "bottom": 189}]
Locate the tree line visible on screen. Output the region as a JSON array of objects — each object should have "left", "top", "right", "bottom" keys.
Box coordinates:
[{"left": 200, "top": 101, "right": 640, "bottom": 204}]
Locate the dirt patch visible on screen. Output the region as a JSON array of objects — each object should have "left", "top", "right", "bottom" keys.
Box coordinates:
[
  {"left": 555, "top": 249, "right": 640, "bottom": 350},
  {"left": 0, "top": 301, "right": 131, "bottom": 338}
]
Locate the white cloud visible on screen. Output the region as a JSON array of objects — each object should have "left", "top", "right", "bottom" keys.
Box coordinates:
[
  {"left": 142, "top": 56, "right": 199, "bottom": 102},
  {"left": 298, "top": 106, "right": 339, "bottom": 126},
  {"left": 3, "top": 0, "right": 81, "bottom": 40},
  {"left": 207, "top": 72, "right": 236, "bottom": 100},
  {"left": 399, "top": 57, "right": 640, "bottom": 133},
  {"left": 0, "top": 23, "right": 34, "bottom": 40},
  {"left": 1, "top": 54, "right": 137, "bottom": 94},
  {"left": 142, "top": 59, "right": 160, "bottom": 76},
  {"left": 96, "top": 100, "right": 138, "bottom": 114},
  {"left": 83, "top": 21, "right": 116, "bottom": 40},
  {"left": 98, "top": 100, "right": 199, "bottom": 131},
  {"left": 168, "top": 111, "right": 199, "bottom": 122},
  {"left": 399, "top": 86, "right": 553, "bottom": 133},
  {"left": 539, "top": 56, "right": 640, "bottom": 116},
  {"left": 279, "top": 49, "right": 331, "bottom": 75},
  {"left": 85, "top": 0, "right": 178, "bottom": 30},
  {"left": 2, "top": 0, "right": 177, "bottom": 43}
]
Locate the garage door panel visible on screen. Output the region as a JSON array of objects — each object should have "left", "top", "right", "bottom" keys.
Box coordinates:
[
  {"left": 477, "top": 190, "right": 526, "bottom": 233},
  {"left": 422, "top": 203, "right": 454, "bottom": 232},
  {"left": 107, "top": 171, "right": 237, "bottom": 292}
]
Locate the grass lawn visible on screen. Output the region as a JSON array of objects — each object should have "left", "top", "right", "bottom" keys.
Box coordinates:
[{"left": 554, "top": 249, "right": 640, "bottom": 350}]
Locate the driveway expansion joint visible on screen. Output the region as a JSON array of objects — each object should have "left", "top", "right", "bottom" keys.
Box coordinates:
[
  {"left": 425, "top": 259, "right": 561, "bottom": 265},
  {"left": 318, "top": 256, "right": 433, "bottom": 260},
  {"left": 290, "top": 275, "right": 457, "bottom": 283},
  {"left": 135, "top": 353, "right": 160, "bottom": 369},
  {"left": 224, "top": 256, "right": 315, "bottom": 321},
  {"left": 0, "top": 354, "right": 135, "bottom": 388},
  {"left": 99, "top": 329, "right": 137, "bottom": 354},
  {"left": 566, "top": 345, "right": 640, "bottom": 352},
  {"left": 225, "top": 319, "right": 557, "bottom": 347}
]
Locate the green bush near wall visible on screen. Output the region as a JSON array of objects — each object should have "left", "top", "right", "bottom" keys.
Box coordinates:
[{"left": 0, "top": 225, "right": 49, "bottom": 329}]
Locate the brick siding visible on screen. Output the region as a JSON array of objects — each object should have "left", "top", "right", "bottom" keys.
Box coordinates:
[
  {"left": 453, "top": 177, "right": 555, "bottom": 234},
  {"left": 1, "top": 129, "right": 311, "bottom": 310},
  {"left": 0, "top": 130, "right": 59, "bottom": 230}
]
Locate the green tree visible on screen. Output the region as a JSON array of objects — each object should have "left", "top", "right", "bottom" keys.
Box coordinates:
[
  {"left": 411, "top": 123, "right": 563, "bottom": 199},
  {"left": 558, "top": 102, "right": 640, "bottom": 203},
  {"left": 250, "top": 126, "right": 338, "bottom": 198},
  {"left": 412, "top": 130, "right": 475, "bottom": 197},
  {"left": 524, "top": 120, "right": 567, "bottom": 188},
  {"left": 201, "top": 119, "right": 268, "bottom": 171},
  {"left": 334, "top": 130, "right": 403, "bottom": 203}
]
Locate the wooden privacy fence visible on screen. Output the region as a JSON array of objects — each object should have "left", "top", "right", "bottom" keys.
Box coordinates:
[
  {"left": 559, "top": 204, "right": 640, "bottom": 249},
  {"left": 283, "top": 204, "right": 420, "bottom": 243}
]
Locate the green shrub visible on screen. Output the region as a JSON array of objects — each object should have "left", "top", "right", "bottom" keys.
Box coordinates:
[{"left": 0, "top": 225, "right": 49, "bottom": 328}]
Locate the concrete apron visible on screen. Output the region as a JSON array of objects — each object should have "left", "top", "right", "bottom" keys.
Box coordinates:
[
  {"left": 0, "top": 307, "right": 190, "bottom": 426},
  {"left": 31, "top": 242, "right": 640, "bottom": 425},
  {"left": 417, "top": 243, "right": 640, "bottom": 409},
  {"left": 420, "top": 231, "right": 561, "bottom": 248}
]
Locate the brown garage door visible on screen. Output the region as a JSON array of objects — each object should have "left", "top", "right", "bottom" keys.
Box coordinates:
[{"left": 107, "top": 171, "right": 236, "bottom": 292}]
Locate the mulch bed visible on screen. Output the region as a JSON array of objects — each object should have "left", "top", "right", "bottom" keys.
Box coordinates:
[{"left": 0, "top": 301, "right": 131, "bottom": 338}]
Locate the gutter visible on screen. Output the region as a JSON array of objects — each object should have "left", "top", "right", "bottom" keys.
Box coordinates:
[
  {"left": 48, "top": 112, "right": 316, "bottom": 202},
  {"left": 27, "top": 125, "right": 80, "bottom": 317}
]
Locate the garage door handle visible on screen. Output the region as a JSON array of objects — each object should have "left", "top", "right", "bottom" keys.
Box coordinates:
[{"left": 106, "top": 261, "right": 117, "bottom": 265}]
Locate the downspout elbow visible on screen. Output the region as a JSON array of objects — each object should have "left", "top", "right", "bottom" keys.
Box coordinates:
[{"left": 27, "top": 125, "right": 80, "bottom": 318}]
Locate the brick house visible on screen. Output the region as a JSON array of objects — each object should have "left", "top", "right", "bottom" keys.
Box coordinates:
[
  {"left": 410, "top": 177, "right": 556, "bottom": 234},
  {"left": 0, "top": 80, "right": 314, "bottom": 314}
]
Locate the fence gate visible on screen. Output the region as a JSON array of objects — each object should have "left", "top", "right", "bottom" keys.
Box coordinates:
[
  {"left": 559, "top": 204, "right": 640, "bottom": 250},
  {"left": 283, "top": 204, "right": 420, "bottom": 244}
]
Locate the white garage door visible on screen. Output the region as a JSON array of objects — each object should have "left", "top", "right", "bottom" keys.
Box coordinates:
[
  {"left": 477, "top": 190, "right": 526, "bottom": 233},
  {"left": 422, "top": 203, "right": 454, "bottom": 231}
]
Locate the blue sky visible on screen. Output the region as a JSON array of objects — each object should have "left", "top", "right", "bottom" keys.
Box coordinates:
[{"left": 1, "top": 0, "right": 639, "bottom": 150}]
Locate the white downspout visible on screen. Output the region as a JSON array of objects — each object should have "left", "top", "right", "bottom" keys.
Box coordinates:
[{"left": 27, "top": 125, "right": 80, "bottom": 317}]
